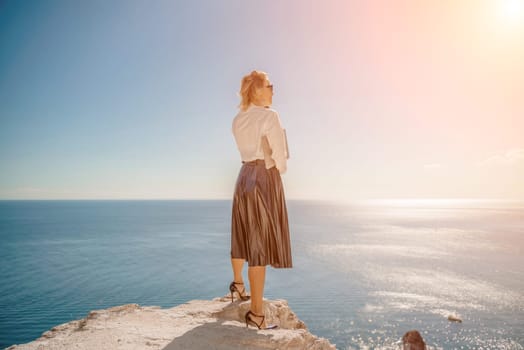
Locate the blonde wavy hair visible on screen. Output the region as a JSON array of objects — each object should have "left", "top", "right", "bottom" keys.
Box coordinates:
[{"left": 238, "top": 70, "right": 268, "bottom": 111}]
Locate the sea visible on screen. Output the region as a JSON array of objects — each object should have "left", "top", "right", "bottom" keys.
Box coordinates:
[{"left": 0, "top": 199, "right": 523, "bottom": 349}]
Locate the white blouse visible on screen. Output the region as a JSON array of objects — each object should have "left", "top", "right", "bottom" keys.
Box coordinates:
[{"left": 232, "top": 104, "right": 289, "bottom": 174}]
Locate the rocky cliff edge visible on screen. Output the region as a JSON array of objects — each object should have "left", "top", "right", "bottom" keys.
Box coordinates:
[{"left": 7, "top": 296, "right": 336, "bottom": 350}]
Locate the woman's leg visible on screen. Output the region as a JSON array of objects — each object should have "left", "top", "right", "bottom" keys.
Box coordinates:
[
  {"left": 248, "top": 265, "right": 267, "bottom": 327},
  {"left": 231, "top": 258, "right": 245, "bottom": 283}
]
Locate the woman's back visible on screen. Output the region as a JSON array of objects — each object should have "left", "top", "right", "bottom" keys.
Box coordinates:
[{"left": 232, "top": 105, "right": 287, "bottom": 174}]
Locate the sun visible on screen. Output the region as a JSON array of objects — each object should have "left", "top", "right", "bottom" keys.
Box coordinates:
[{"left": 498, "top": 0, "right": 523, "bottom": 23}]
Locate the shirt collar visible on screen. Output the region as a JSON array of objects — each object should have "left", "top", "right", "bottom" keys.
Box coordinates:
[{"left": 247, "top": 104, "right": 269, "bottom": 111}]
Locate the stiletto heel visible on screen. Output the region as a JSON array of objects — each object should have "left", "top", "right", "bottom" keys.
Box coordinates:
[
  {"left": 229, "top": 281, "right": 250, "bottom": 302},
  {"left": 245, "top": 310, "right": 278, "bottom": 330}
]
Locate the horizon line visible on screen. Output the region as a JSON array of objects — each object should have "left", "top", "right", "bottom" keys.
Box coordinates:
[{"left": 1, "top": 197, "right": 523, "bottom": 202}]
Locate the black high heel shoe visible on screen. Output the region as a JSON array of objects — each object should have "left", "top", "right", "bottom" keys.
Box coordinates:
[
  {"left": 229, "top": 281, "right": 250, "bottom": 302},
  {"left": 245, "top": 310, "right": 278, "bottom": 330}
]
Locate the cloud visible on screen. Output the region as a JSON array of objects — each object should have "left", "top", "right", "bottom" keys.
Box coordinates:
[{"left": 477, "top": 148, "right": 524, "bottom": 167}]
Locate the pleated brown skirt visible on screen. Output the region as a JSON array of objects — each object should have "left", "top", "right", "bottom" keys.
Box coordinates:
[{"left": 231, "top": 159, "right": 292, "bottom": 268}]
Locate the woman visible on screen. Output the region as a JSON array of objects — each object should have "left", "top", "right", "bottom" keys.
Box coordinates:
[{"left": 229, "top": 70, "right": 292, "bottom": 330}]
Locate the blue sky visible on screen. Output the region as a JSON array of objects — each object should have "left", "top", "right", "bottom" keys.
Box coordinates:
[{"left": 1, "top": 0, "right": 523, "bottom": 200}]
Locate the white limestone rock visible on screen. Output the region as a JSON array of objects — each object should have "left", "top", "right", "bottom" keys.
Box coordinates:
[{"left": 7, "top": 297, "right": 336, "bottom": 350}]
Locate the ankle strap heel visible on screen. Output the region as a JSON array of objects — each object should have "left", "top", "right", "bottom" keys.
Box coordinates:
[
  {"left": 229, "top": 281, "right": 250, "bottom": 302},
  {"left": 245, "top": 310, "right": 278, "bottom": 330}
]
